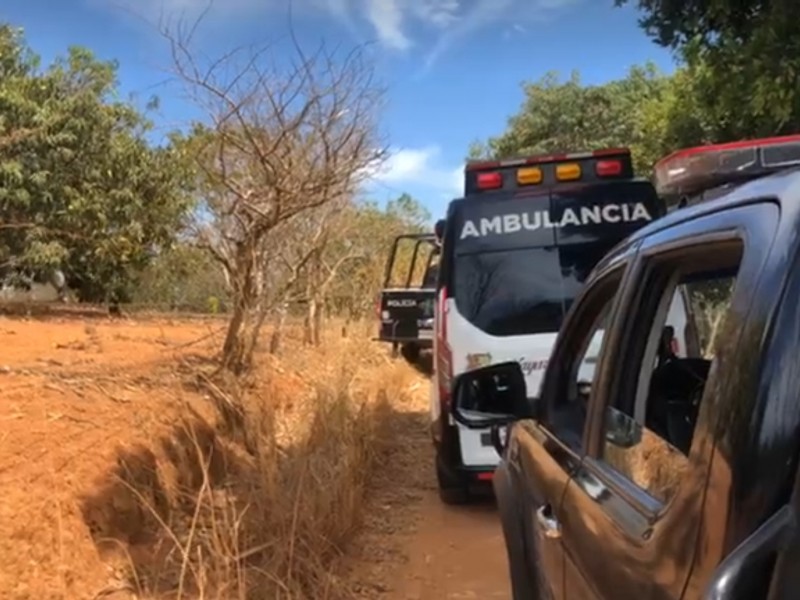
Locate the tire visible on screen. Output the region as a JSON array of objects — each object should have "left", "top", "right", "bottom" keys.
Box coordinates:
[
  {"left": 400, "top": 342, "right": 421, "bottom": 364},
  {"left": 436, "top": 455, "right": 470, "bottom": 505}
]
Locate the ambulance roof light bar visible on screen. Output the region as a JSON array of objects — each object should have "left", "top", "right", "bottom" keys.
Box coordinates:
[
  {"left": 654, "top": 134, "right": 800, "bottom": 203},
  {"left": 463, "top": 147, "right": 634, "bottom": 196}
]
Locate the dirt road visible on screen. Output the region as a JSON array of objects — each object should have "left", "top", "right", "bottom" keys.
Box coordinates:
[
  {"left": 386, "top": 495, "right": 511, "bottom": 599},
  {"left": 347, "top": 376, "right": 511, "bottom": 599}
]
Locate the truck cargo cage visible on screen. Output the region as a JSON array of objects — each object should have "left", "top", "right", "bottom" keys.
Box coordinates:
[
  {"left": 463, "top": 147, "right": 635, "bottom": 197},
  {"left": 654, "top": 134, "right": 800, "bottom": 209},
  {"left": 375, "top": 232, "right": 439, "bottom": 357}
]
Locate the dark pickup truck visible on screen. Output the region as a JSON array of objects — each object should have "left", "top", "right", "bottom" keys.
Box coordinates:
[
  {"left": 376, "top": 230, "right": 440, "bottom": 365},
  {"left": 450, "top": 135, "right": 800, "bottom": 599}
]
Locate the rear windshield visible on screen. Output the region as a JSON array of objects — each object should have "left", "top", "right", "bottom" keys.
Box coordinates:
[{"left": 449, "top": 181, "right": 661, "bottom": 337}]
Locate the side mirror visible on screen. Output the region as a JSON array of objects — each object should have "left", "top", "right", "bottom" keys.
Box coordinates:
[{"left": 451, "top": 361, "right": 535, "bottom": 430}]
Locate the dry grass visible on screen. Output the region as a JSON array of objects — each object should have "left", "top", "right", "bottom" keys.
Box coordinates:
[
  {"left": 104, "top": 323, "right": 416, "bottom": 600},
  {"left": 0, "top": 311, "right": 419, "bottom": 600},
  {"left": 126, "top": 329, "right": 412, "bottom": 599}
]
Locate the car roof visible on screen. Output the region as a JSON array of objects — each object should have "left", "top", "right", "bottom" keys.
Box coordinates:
[{"left": 594, "top": 166, "right": 800, "bottom": 274}]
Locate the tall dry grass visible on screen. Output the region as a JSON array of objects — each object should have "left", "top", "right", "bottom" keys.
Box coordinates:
[{"left": 119, "top": 319, "right": 418, "bottom": 600}]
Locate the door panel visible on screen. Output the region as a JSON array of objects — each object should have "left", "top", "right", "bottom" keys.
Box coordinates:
[
  {"left": 560, "top": 203, "right": 780, "bottom": 599},
  {"left": 562, "top": 456, "right": 708, "bottom": 599},
  {"left": 513, "top": 258, "right": 634, "bottom": 599},
  {"left": 515, "top": 421, "right": 580, "bottom": 600},
  {"left": 377, "top": 289, "right": 435, "bottom": 344}
]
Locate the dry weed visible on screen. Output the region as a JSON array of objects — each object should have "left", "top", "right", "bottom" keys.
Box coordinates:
[{"left": 114, "top": 322, "right": 414, "bottom": 600}]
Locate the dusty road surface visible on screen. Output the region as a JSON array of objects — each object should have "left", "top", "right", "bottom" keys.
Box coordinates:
[
  {"left": 346, "top": 378, "right": 511, "bottom": 599},
  {"left": 385, "top": 495, "right": 510, "bottom": 599}
]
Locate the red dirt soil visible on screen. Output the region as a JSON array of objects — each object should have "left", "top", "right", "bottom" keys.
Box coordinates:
[
  {"left": 0, "top": 309, "right": 511, "bottom": 599},
  {"left": 0, "top": 311, "right": 229, "bottom": 599}
]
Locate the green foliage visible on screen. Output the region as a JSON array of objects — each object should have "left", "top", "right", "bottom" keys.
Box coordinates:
[
  {"left": 478, "top": 0, "right": 800, "bottom": 172},
  {"left": 471, "top": 53, "right": 800, "bottom": 176},
  {"left": 0, "top": 24, "right": 196, "bottom": 303},
  {"left": 385, "top": 192, "right": 431, "bottom": 229},
  {"left": 617, "top": 0, "right": 800, "bottom": 139},
  {"left": 615, "top": 0, "right": 772, "bottom": 49},
  {"left": 130, "top": 243, "right": 229, "bottom": 312},
  {"left": 475, "top": 63, "right": 680, "bottom": 173},
  {"left": 326, "top": 193, "right": 431, "bottom": 318}
]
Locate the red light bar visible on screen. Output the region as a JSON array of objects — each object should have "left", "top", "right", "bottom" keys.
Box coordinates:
[
  {"left": 463, "top": 147, "right": 634, "bottom": 195},
  {"left": 654, "top": 134, "right": 800, "bottom": 199},
  {"left": 476, "top": 171, "right": 502, "bottom": 190},
  {"left": 596, "top": 159, "right": 623, "bottom": 177}
]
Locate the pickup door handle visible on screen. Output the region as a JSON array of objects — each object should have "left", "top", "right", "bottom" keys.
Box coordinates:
[{"left": 536, "top": 504, "right": 562, "bottom": 539}]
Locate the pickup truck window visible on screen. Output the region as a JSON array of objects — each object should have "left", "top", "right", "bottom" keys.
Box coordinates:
[
  {"left": 600, "top": 241, "right": 743, "bottom": 505},
  {"left": 547, "top": 268, "right": 624, "bottom": 452}
]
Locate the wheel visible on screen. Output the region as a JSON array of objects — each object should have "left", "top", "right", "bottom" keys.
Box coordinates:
[{"left": 436, "top": 455, "right": 470, "bottom": 505}]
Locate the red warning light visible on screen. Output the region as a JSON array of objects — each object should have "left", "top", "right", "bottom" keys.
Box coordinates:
[
  {"left": 596, "top": 159, "right": 623, "bottom": 177},
  {"left": 476, "top": 172, "right": 502, "bottom": 190}
]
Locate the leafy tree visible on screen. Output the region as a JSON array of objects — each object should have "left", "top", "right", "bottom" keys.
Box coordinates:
[
  {"left": 614, "top": 0, "right": 772, "bottom": 49},
  {"left": 616, "top": 0, "right": 800, "bottom": 138},
  {"left": 385, "top": 192, "right": 431, "bottom": 229},
  {"left": 326, "top": 193, "right": 431, "bottom": 320},
  {"left": 131, "top": 242, "right": 230, "bottom": 312},
  {"left": 471, "top": 63, "right": 676, "bottom": 173},
  {"left": 0, "top": 24, "right": 195, "bottom": 305}
]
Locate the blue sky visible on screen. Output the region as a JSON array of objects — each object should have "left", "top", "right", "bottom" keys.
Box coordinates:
[{"left": 2, "top": 0, "right": 676, "bottom": 217}]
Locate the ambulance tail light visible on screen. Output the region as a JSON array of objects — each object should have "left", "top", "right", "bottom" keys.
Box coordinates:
[
  {"left": 516, "top": 167, "right": 543, "bottom": 185},
  {"left": 654, "top": 134, "right": 800, "bottom": 201},
  {"left": 596, "top": 159, "right": 623, "bottom": 177},
  {"left": 555, "top": 163, "right": 581, "bottom": 181},
  {"left": 476, "top": 172, "right": 503, "bottom": 190}
]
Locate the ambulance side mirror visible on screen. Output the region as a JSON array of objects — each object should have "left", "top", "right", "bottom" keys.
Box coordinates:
[{"left": 450, "top": 361, "right": 536, "bottom": 429}]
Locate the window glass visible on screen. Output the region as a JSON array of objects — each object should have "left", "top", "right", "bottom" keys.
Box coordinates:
[
  {"left": 387, "top": 239, "right": 436, "bottom": 288},
  {"left": 548, "top": 274, "right": 622, "bottom": 451},
  {"left": 601, "top": 248, "right": 742, "bottom": 504},
  {"left": 453, "top": 240, "right": 617, "bottom": 337}
]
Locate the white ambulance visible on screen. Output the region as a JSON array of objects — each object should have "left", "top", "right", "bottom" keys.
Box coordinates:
[{"left": 430, "top": 147, "right": 692, "bottom": 504}]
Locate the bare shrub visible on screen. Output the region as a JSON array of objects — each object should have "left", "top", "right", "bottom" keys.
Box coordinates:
[{"left": 163, "top": 15, "right": 387, "bottom": 373}]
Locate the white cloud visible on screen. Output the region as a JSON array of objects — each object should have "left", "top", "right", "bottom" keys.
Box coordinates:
[
  {"left": 410, "top": 0, "right": 461, "bottom": 28},
  {"left": 97, "top": 0, "right": 583, "bottom": 69},
  {"left": 359, "top": 0, "right": 463, "bottom": 52},
  {"left": 422, "top": 0, "right": 581, "bottom": 72},
  {"left": 365, "top": 0, "right": 411, "bottom": 51},
  {"left": 372, "top": 145, "right": 462, "bottom": 196}
]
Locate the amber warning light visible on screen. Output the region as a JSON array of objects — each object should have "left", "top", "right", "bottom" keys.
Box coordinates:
[
  {"left": 464, "top": 148, "right": 634, "bottom": 196},
  {"left": 654, "top": 134, "right": 800, "bottom": 200}
]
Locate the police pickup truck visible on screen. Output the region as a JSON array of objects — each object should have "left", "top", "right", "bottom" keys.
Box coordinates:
[
  {"left": 376, "top": 224, "right": 441, "bottom": 368},
  {"left": 449, "top": 134, "right": 800, "bottom": 599}
]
